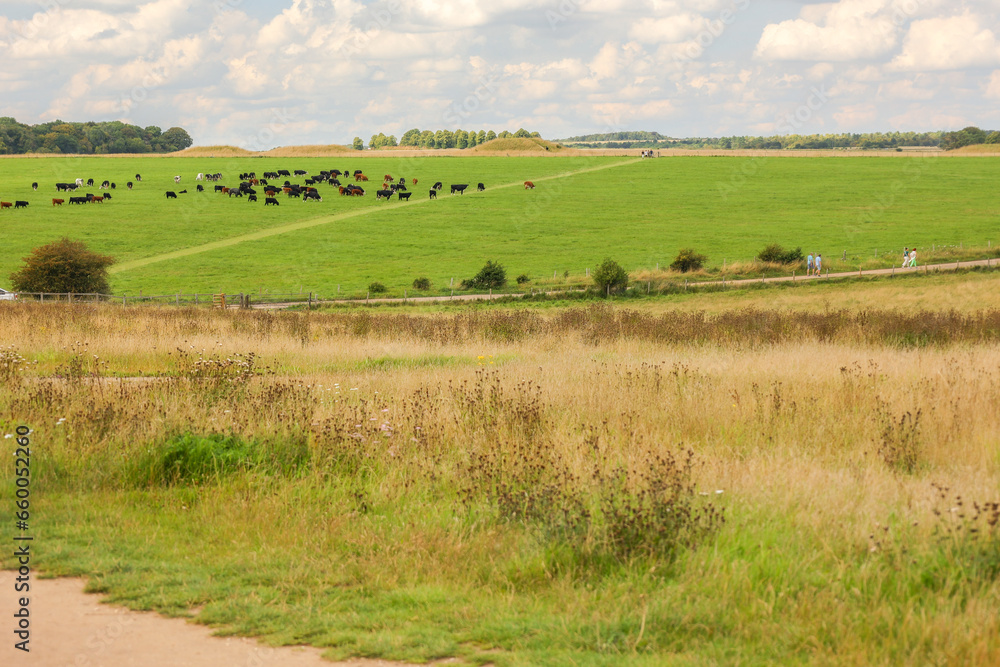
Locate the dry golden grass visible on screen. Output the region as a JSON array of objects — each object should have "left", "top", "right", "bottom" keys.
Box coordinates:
[
  {"left": 469, "top": 137, "right": 567, "bottom": 153},
  {"left": 262, "top": 144, "right": 353, "bottom": 157},
  {"left": 173, "top": 145, "right": 256, "bottom": 157},
  {"left": 3, "top": 292, "right": 999, "bottom": 664}
]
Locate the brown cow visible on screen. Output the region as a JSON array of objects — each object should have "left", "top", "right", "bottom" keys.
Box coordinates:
[
  {"left": 0, "top": 202, "right": 11, "bottom": 209},
  {"left": 412, "top": 178, "right": 418, "bottom": 185},
  {"left": 384, "top": 174, "right": 392, "bottom": 181},
  {"left": 52, "top": 198, "right": 65, "bottom": 206},
  {"left": 524, "top": 181, "right": 535, "bottom": 189}
]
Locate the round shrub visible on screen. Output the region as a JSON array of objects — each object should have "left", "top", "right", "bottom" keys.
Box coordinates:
[{"left": 368, "top": 282, "right": 387, "bottom": 293}]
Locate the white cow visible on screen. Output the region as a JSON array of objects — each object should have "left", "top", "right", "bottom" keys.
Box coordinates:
[
  {"left": 75, "top": 178, "right": 83, "bottom": 186},
  {"left": 174, "top": 175, "right": 181, "bottom": 184},
  {"left": 196, "top": 173, "right": 204, "bottom": 180}
]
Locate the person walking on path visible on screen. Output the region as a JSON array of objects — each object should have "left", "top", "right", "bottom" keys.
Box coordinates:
[
  {"left": 815, "top": 253, "right": 822, "bottom": 276},
  {"left": 901, "top": 247, "right": 910, "bottom": 268},
  {"left": 807, "top": 253, "right": 814, "bottom": 275},
  {"left": 907, "top": 247, "right": 917, "bottom": 268}
]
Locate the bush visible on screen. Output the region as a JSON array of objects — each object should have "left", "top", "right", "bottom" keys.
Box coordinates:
[
  {"left": 9, "top": 237, "right": 115, "bottom": 294},
  {"left": 368, "top": 282, "right": 387, "bottom": 293},
  {"left": 756, "top": 243, "right": 804, "bottom": 264},
  {"left": 461, "top": 260, "right": 507, "bottom": 290},
  {"left": 412, "top": 277, "right": 431, "bottom": 290},
  {"left": 592, "top": 258, "right": 629, "bottom": 294},
  {"left": 516, "top": 274, "right": 531, "bottom": 284},
  {"left": 670, "top": 248, "right": 707, "bottom": 273}
]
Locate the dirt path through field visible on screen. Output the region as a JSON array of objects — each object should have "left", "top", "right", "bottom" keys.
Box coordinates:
[
  {"left": 1, "top": 574, "right": 430, "bottom": 667},
  {"left": 110, "top": 158, "right": 639, "bottom": 275}
]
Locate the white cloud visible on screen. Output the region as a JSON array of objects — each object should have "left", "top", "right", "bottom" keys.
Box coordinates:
[
  {"left": 755, "top": 0, "right": 900, "bottom": 62},
  {"left": 889, "top": 13, "right": 1000, "bottom": 71}
]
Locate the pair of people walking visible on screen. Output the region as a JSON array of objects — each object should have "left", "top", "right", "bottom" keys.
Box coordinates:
[
  {"left": 901, "top": 247, "right": 917, "bottom": 268},
  {"left": 806, "top": 253, "right": 823, "bottom": 276}
]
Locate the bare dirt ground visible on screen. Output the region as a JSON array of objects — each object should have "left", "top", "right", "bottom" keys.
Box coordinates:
[{"left": 1, "top": 574, "right": 427, "bottom": 667}]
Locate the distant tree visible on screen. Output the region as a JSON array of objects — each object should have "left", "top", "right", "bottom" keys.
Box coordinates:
[
  {"left": 455, "top": 129, "right": 469, "bottom": 149},
  {"left": 478, "top": 130, "right": 488, "bottom": 144},
  {"left": 461, "top": 260, "right": 507, "bottom": 290},
  {"left": 592, "top": 258, "right": 629, "bottom": 294},
  {"left": 160, "top": 127, "right": 193, "bottom": 151},
  {"left": 352, "top": 136, "right": 364, "bottom": 150},
  {"left": 400, "top": 128, "right": 421, "bottom": 146},
  {"left": 368, "top": 281, "right": 387, "bottom": 293},
  {"left": 498, "top": 130, "right": 512, "bottom": 138},
  {"left": 486, "top": 130, "right": 497, "bottom": 141},
  {"left": 514, "top": 128, "right": 531, "bottom": 138},
  {"left": 10, "top": 238, "right": 115, "bottom": 294},
  {"left": 467, "top": 131, "right": 478, "bottom": 147},
  {"left": 670, "top": 249, "right": 707, "bottom": 273}
]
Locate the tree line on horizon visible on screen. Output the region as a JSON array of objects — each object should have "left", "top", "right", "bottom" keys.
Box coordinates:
[
  {"left": 556, "top": 127, "right": 999, "bottom": 151},
  {"left": 354, "top": 128, "right": 541, "bottom": 150},
  {"left": 0, "top": 117, "right": 193, "bottom": 155}
]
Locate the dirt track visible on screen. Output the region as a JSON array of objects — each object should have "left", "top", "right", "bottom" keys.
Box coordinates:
[{"left": 1, "top": 574, "right": 425, "bottom": 667}]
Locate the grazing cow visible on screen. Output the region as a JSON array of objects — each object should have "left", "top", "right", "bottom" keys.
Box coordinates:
[
  {"left": 215, "top": 185, "right": 225, "bottom": 193},
  {"left": 294, "top": 169, "right": 308, "bottom": 176},
  {"left": 412, "top": 178, "right": 418, "bottom": 185},
  {"left": 398, "top": 192, "right": 412, "bottom": 201},
  {"left": 264, "top": 197, "right": 279, "bottom": 206},
  {"left": 196, "top": 184, "right": 204, "bottom": 192},
  {"left": 75, "top": 178, "right": 84, "bottom": 187},
  {"left": 174, "top": 175, "right": 182, "bottom": 184},
  {"left": 102, "top": 193, "right": 111, "bottom": 200},
  {"left": 110, "top": 183, "right": 116, "bottom": 189},
  {"left": 56, "top": 183, "right": 74, "bottom": 191},
  {"left": 52, "top": 198, "right": 65, "bottom": 206},
  {"left": 338, "top": 186, "right": 347, "bottom": 196},
  {"left": 303, "top": 191, "right": 322, "bottom": 202},
  {"left": 356, "top": 174, "right": 368, "bottom": 182},
  {"left": 0, "top": 202, "right": 11, "bottom": 209},
  {"left": 277, "top": 169, "right": 291, "bottom": 177},
  {"left": 31, "top": 182, "right": 38, "bottom": 191},
  {"left": 179, "top": 190, "right": 187, "bottom": 194},
  {"left": 69, "top": 197, "right": 87, "bottom": 204},
  {"left": 432, "top": 181, "right": 443, "bottom": 190},
  {"left": 477, "top": 183, "right": 485, "bottom": 191},
  {"left": 100, "top": 180, "right": 110, "bottom": 189},
  {"left": 450, "top": 184, "right": 469, "bottom": 195},
  {"left": 396, "top": 183, "right": 407, "bottom": 191},
  {"left": 384, "top": 174, "right": 392, "bottom": 181},
  {"left": 87, "top": 178, "right": 94, "bottom": 186},
  {"left": 196, "top": 173, "right": 204, "bottom": 180},
  {"left": 429, "top": 189, "right": 437, "bottom": 199},
  {"left": 165, "top": 191, "right": 177, "bottom": 199},
  {"left": 247, "top": 194, "right": 258, "bottom": 202},
  {"left": 135, "top": 173, "right": 142, "bottom": 181},
  {"left": 126, "top": 182, "right": 133, "bottom": 190},
  {"left": 376, "top": 189, "right": 393, "bottom": 200},
  {"left": 524, "top": 181, "right": 535, "bottom": 189},
  {"left": 89, "top": 197, "right": 102, "bottom": 204},
  {"left": 14, "top": 201, "right": 28, "bottom": 209}
]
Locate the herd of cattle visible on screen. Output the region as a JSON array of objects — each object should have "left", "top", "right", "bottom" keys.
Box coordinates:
[{"left": 2, "top": 168, "right": 538, "bottom": 210}]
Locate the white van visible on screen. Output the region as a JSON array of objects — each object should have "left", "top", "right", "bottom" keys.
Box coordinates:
[{"left": 0, "top": 288, "right": 17, "bottom": 301}]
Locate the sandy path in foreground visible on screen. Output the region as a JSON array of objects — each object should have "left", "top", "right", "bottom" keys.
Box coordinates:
[{"left": 1, "top": 574, "right": 428, "bottom": 667}]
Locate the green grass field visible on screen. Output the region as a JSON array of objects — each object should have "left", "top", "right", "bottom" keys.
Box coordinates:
[{"left": 2, "top": 154, "right": 999, "bottom": 296}]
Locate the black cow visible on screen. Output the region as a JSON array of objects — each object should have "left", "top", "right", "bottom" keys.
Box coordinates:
[
  {"left": 432, "top": 181, "right": 443, "bottom": 190},
  {"left": 451, "top": 184, "right": 468, "bottom": 195},
  {"left": 31, "top": 182, "right": 38, "bottom": 191},
  {"left": 86, "top": 178, "right": 94, "bottom": 186},
  {"left": 56, "top": 183, "right": 73, "bottom": 191},
  {"left": 126, "top": 182, "right": 133, "bottom": 190},
  {"left": 178, "top": 190, "right": 187, "bottom": 194},
  {"left": 264, "top": 197, "right": 279, "bottom": 206},
  {"left": 398, "top": 192, "right": 412, "bottom": 201},
  {"left": 303, "top": 191, "right": 322, "bottom": 201},
  {"left": 247, "top": 194, "right": 258, "bottom": 202},
  {"left": 331, "top": 178, "right": 341, "bottom": 186},
  {"left": 69, "top": 197, "right": 87, "bottom": 204},
  {"left": 477, "top": 183, "right": 485, "bottom": 191},
  {"left": 214, "top": 185, "right": 224, "bottom": 192},
  {"left": 294, "top": 169, "right": 307, "bottom": 176},
  {"left": 14, "top": 201, "right": 28, "bottom": 208},
  {"left": 135, "top": 173, "right": 142, "bottom": 181},
  {"left": 376, "top": 189, "right": 393, "bottom": 200},
  {"left": 277, "top": 169, "right": 291, "bottom": 177},
  {"left": 110, "top": 183, "right": 116, "bottom": 189},
  {"left": 196, "top": 184, "right": 204, "bottom": 192},
  {"left": 102, "top": 193, "right": 111, "bottom": 200},
  {"left": 165, "top": 191, "right": 177, "bottom": 198},
  {"left": 100, "top": 180, "right": 110, "bottom": 189},
  {"left": 429, "top": 189, "right": 437, "bottom": 199}
]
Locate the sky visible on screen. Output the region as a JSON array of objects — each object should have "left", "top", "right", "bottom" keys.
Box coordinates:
[{"left": 1, "top": 0, "right": 999, "bottom": 148}]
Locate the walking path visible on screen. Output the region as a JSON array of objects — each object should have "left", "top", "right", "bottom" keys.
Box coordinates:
[
  {"left": 0, "top": 575, "right": 433, "bottom": 667},
  {"left": 249, "top": 257, "right": 998, "bottom": 309}
]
